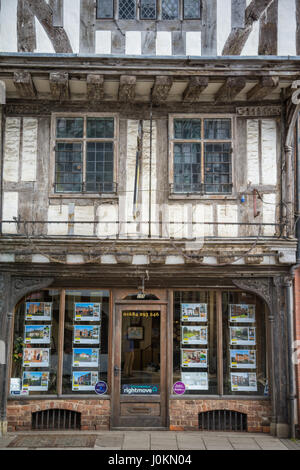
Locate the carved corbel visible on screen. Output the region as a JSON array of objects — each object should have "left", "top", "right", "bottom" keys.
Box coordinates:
[
  {"left": 232, "top": 277, "right": 272, "bottom": 312},
  {"left": 9, "top": 276, "right": 54, "bottom": 312}
]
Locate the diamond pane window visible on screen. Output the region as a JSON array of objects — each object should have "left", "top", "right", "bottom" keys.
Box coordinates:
[
  {"left": 162, "top": 0, "right": 179, "bottom": 19},
  {"left": 204, "top": 143, "right": 232, "bottom": 194},
  {"left": 97, "top": 0, "right": 114, "bottom": 18},
  {"left": 173, "top": 143, "right": 201, "bottom": 193},
  {"left": 183, "top": 0, "right": 201, "bottom": 19},
  {"left": 141, "top": 0, "right": 157, "bottom": 19},
  {"left": 119, "top": 0, "right": 136, "bottom": 19},
  {"left": 55, "top": 142, "right": 83, "bottom": 193},
  {"left": 86, "top": 142, "right": 114, "bottom": 193}
]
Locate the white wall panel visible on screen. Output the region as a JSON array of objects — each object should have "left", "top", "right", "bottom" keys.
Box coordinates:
[
  {"left": 21, "top": 118, "right": 38, "bottom": 181},
  {"left": 3, "top": 117, "right": 20, "bottom": 182},
  {"left": 217, "top": 0, "right": 231, "bottom": 55},
  {"left": 95, "top": 31, "right": 111, "bottom": 54},
  {"left": 125, "top": 31, "right": 142, "bottom": 55},
  {"left": 246, "top": 119, "right": 260, "bottom": 185},
  {"left": 261, "top": 119, "right": 277, "bottom": 186},
  {"left": 156, "top": 31, "right": 172, "bottom": 56},
  {"left": 186, "top": 32, "right": 201, "bottom": 56},
  {"left": 278, "top": 0, "right": 296, "bottom": 56},
  {"left": 2, "top": 192, "right": 18, "bottom": 234},
  {"left": 0, "top": 0, "right": 17, "bottom": 52}
]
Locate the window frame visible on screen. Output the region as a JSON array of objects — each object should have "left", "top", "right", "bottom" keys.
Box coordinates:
[
  {"left": 168, "top": 114, "right": 237, "bottom": 200},
  {"left": 50, "top": 112, "right": 119, "bottom": 199}
]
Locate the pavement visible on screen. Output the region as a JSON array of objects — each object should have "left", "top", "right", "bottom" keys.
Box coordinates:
[{"left": 0, "top": 430, "right": 300, "bottom": 450}]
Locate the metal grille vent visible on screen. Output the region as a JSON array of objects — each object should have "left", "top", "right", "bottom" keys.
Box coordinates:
[
  {"left": 199, "top": 410, "right": 247, "bottom": 432},
  {"left": 32, "top": 409, "right": 81, "bottom": 431}
]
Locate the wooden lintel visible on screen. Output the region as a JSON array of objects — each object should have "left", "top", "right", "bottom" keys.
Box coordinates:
[
  {"left": 247, "top": 76, "right": 279, "bottom": 102},
  {"left": 118, "top": 75, "right": 136, "bottom": 103},
  {"left": 151, "top": 76, "right": 173, "bottom": 104},
  {"left": 13, "top": 71, "right": 36, "bottom": 99},
  {"left": 87, "top": 74, "right": 104, "bottom": 101},
  {"left": 215, "top": 77, "right": 246, "bottom": 103},
  {"left": 182, "top": 76, "right": 209, "bottom": 103},
  {"left": 49, "top": 71, "right": 69, "bottom": 101}
]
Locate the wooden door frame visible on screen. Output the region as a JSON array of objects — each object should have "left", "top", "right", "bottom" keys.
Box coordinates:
[{"left": 111, "top": 300, "right": 168, "bottom": 429}]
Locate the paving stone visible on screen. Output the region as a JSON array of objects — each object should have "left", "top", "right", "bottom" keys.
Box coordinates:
[{"left": 123, "top": 433, "right": 150, "bottom": 450}]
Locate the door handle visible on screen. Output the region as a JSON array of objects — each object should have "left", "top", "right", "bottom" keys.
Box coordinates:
[{"left": 114, "top": 365, "right": 120, "bottom": 377}]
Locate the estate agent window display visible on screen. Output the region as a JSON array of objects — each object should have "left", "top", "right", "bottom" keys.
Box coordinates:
[{"left": 9, "top": 289, "right": 110, "bottom": 397}]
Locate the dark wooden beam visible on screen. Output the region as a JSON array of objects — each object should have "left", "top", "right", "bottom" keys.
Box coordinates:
[
  {"left": 151, "top": 76, "right": 173, "bottom": 104},
  {"left": 13, "top": 71, "right": 37, "bottom": 98},
  {"left": 247, "top": 76, "right": 279, "bottom": 101},
  {"left": 215, "top": 77, "right": 246, "bottom": 103},
  {"left": 49, "top": 72, "right": 69, "bottom": 100},
  {"left": 118, "top": 75, "right": 136, "bottom": 103},
  {"left": 17, "top": 0, "right": 36, "bottom": 52},
  {"left": 182, "top": 76, "right": 209, "bottom": 103},
  {"left": 87, "top": 74, "right": 104, "bottom": 101},
  {"left": 258, "top": 0, "right": 278, "bottom": 55}
]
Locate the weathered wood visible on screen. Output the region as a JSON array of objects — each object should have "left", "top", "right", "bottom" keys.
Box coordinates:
[
  {"left": 215, "top": 77, "right": 246, "bottom": 103},
  {"left": 17, "top": 0, "right": 36, "bottom": 52},
  {"left": 13, "top": 71, "right": 37, "bottom": 98},
  {"left": 247, "top": 76, "right": 279, "bottom": 101},
  {"left": 24, "top": 0, "right": 72, "bottom": 53},
  {"left": 118, "top": 75, "right": 136, "bottom": 103},
  {"left": 80, "top": 0, "right": 95, "bottom": 54},
  {"left": 0, "top": 81, "right": 5, "bottom": 104},
  {"left": 258, "top": 0, "right": 278, "bottom": 55},
  {"left": 296, "top": 0, "right": 300, "bottom": 55},
  {"left": 87, "top": 74, "right": 104, "bottom": 101},
  {"left": 222, "top": 0, "right": 274, "bottom": 55},
  {"left": 151, "top": 76, "right": 173, "bottom": 104},
  {"left": 231, "top": 0, "right": 246, "bottom": 29},
  {"left": 182, "top": 76, "right": 209, "bottom": 102},
  {"left": 49, "top": 72, "right": 69, "bottom": 100},
  {"left": 201, "top": 0, "right": 217, "bottom": 56},
  {"left": 49, "top": 0, "right": 63, "bottom": 27}
]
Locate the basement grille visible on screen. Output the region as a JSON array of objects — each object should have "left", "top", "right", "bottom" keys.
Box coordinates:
[
  {"left": 198, "top": 410, "right": 247, "bottom": 432},
  {"left": 32, "top": 409, "right": 81, "bottom": 431}
]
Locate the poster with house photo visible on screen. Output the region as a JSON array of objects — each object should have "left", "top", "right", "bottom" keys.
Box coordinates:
[
  {"left": 74, "top": 303, "right": 101, "bottom": 322},
  {"left": 72, "top": 348, "right": 99, "bottom": 368},
  {"left": 230, "top": 349, "right": 256, "bottom": 369},
  {"left": 230, "top": 372, "right": 257, "bottom": 392},
  {"left": 181, "top": 325, "right": 208, "bottom": 345},
  {"left": 229, "top": 304, "right": 255, "bottom": 323},
  {"left": 230, "top": 327, "right": 256, "bottom": 346},
  {"left": 181, "top": 304, "right": 207, "bottom": 322},
  {"left": 25, "top": 302, "right": 52, "bottom": 321}
]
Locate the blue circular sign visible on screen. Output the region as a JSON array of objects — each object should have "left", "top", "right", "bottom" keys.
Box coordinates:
[{"left": 95, "top": 381, "right": 107, "bottom": 395}]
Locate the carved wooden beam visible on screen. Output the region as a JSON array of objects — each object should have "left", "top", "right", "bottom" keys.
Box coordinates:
[
  {"left": 182, "top": 76, "right": 209, "bottom": 103},
  {"left": 151, "top": 76, "right": 173, "bottom": 104},
  {"left": 50, "top": 72, "right": 69, "bottom": 101},
  {"left": 87, "top": 74, "right": 104, "bottom": 101},
  {"left": 118, "top": 75, "right": 136, "bottom": 103},
  {"left": 215, "top": 77, "right": 246, "bottom": 103},
  {"left": 13, "top": 71, "right": 37, "bottom": 98},
  {"left": 247, "top": 76, "right": 279, "bottom": 101}
]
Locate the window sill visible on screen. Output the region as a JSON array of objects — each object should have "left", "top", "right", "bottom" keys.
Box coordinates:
[
  {"left": 169, "top": 193, "right": 238, "bottom": 201},
  {"left": 9, "top": 394, "right": 111, "bottom": 400},
  {"left": 170, "top": 395, "right": 270, "bottom": 400},
  {"left": 49, "top": 193, "right": 118, "bottom": 201}
]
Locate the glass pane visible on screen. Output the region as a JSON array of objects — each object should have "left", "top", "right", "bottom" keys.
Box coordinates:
[
  {"left": 222, "top": 291, "right": 267, "bottom": 397},
  {"left": 184, "top": 0, "right": 201, "bottom": 18},
  {"left": 55, "top": 143, "right": 83, "bottom": 193},
  {"left": 97, "top": 0, "right": 114, "bottom": 18},
  {"left": 56, "top": 118, "right": 83, "bottom": 138},
  {"left": 86, "top": 142, "right": 114, "bottom": 193},
  {"left": 119, "top": 0, "right": 136, "bottom": 19},
  {"left": 121, "top": 310, "right": 160, "bottom": 395},
  {"left": 141, "top": 0, "right": 156, "bottom": 19},
  {"left": 204, "top": 142, "right": 231, "bottom": 194},
  {"left": 63, "top": 290, "right": 110, "bottom": 395},
  {"left": 87, "top": 118, "right": 114, "bottom": 138},
  {"left": 173, "top": 143, "right": 201, "bottom": 193},
  {"left": 173, "top": 291, "right": 217, "bottom": 395},
  {"left": 10, "top": 290, "right": 60, "bottom": 396},
  {"left": 174, "top": 119, "right": 201, "bottom": 139},
  {"left": 204, "top": 119, "right": 231, "bottom": 140},
  {"left": 162, "top": 0, "right": 179, "bottom": 19}
]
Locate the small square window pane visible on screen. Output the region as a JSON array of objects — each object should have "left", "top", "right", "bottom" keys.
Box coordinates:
[
  {"left": 141, "top": 0, "right": 156, "bottom": 19},
  {"left": 174, "top": 119, "right": 201, "bottom": 139},
  {"left": 56, "top": 118, "right": 83, "bottom": 138},
  {"left": 162, "top": 0, "right": 179, "bottom": 19},
  {"left": 87, "top": 118, "right": 114, "bottom": 138},
  {"left": 119, "top": 0, "right": 136, "bottom": 19},
  {"left": 97, "top": 0, "right": 114, "bottom": 18},
  {"left": 204, "top": 119, "right": 231, "bottom": 140},
  {"left": 184, "top": 0, "right": 201, "bottom": 19}
]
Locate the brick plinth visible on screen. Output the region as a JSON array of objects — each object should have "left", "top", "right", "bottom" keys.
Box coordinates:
[
  {"left": 169, "top": 399, "right": 272, "bottom": 432},
  {"left": 7, "top": 399, "right": 110, "bottom": 432}
]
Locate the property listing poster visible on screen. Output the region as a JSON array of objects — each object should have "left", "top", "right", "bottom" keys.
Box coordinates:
[
  {"left": 24, "top": 325, "right": 51, "bottom": 344},
  {"left": 22, "top": 372, "right": 49, "bottom": 391},
  {"left": 72, "top": 348, "right": 99, "bottom": 368},
  {"left": 181, "top": 349, "right": 208, "bottom": 368},
  {"left": 181, "top": 304, "right": 207, "bottom": 322},
  {"left": 25, "top": 302, "right": 52, "bottom": 321},
  {"left": 72, "top": 371, "right": 98, "bottom": 391},
  {"left": 181, "top": 372, "right": 208, "bottom": 390},
  {"left": 23, "top": 348, "right": 50, "bottom": 368},
  {"left": 229, "top": 304, "right": 255, "bottom": 323},
  {"left": 74, "top": 303, "right": 101, "bottom": 322},
  {"left": 73, "top": 325, "right": 100, "bottom": 344},
  {"left": 181, "top": 325, "right": 208, "bottom": 345},
  {"left": 230, "top": 349, "right": 256, "bottom": 369},
  {"left": 230, "top": 327, "right": 256, "bottom": 346},
  {"left": 230, "top": 372, "right": 257, "bottom": 392}
]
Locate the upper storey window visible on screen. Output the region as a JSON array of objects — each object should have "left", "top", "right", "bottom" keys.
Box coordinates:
[{"left": 96, "top": 0, "right": 201, "bottom": 20}]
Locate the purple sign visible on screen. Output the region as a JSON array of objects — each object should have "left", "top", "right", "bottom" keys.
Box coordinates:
[
  {"left": 173, "top": 381, "right": 186, "bottom": 395},
  {"left": 95, "top": 381, "right": 107, "bottom": 395}
]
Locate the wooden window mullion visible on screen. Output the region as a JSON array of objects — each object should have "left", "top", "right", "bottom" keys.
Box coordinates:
[
  {"left": 57, "top": 289, "right": 65, "bottom": 396},
  {"left": 216, "top": 290, "right": 223, "bottom": 396}
]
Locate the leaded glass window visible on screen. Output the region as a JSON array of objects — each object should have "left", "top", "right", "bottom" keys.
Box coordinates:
[
  {"left": 183, "top": 0, "right": 201, "bottom": 19},
  {"left": 140, "top": 0, "right": 157, "bottom": 19},
  {"left": 54, "top": 115, "right": 116, "bottom": 194},
  {"left": 97, "top": 0, "right": 114, "bottom": 18},
  {"left": 171, "top": 117, "right": 233, "bottom": 194},
  {"left": 119, "top": 0, "right": 136, "bottom": 19},
  {"left": 162, "top": 0, "right": 179, "bottom": 19}
]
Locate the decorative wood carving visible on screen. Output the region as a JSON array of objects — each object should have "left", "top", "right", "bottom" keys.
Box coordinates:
[
  {"left": 232, "top": 277, "right": 272, "bottom": 311},
  {"left": 236, "top": 105, "right": 281, "bottom": 116},
  {"left": 247, "top": 76, "right": 279, "bottom": 102},
  {"left": 118, "top": 75, "right": 136, "bottom": 103},
  {"left": 9, "top": 276, "right": 54, "bottom": 311},
  {"left": 215, "top": 77, "right": 246, "bottom": 103},
  {"left": 151, "top": 76, "right": 173, "bottom": 105},
  {"left": 182, "top": 77, "right": 209, "bottom": 103},
  {"left": 13, "top": 71, "right": 37, "bottom": 99},
  {"left": 50, "top": 72, "right": 69, "bottom": 101},
  {"left": 87, "top": 74, "right": 104, "bottom": 101}
]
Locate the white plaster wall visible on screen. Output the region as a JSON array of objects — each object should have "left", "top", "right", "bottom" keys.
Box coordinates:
[
  {"left": 2, "top": 191, "right": 18, "bottom": 234},
  {"left": 21, "top": 118, "right": 38, "bottom": 182},
  {"left": 217, "top": 204, "right": 238, "bottom": 237},
  {"left": 74, "top": 205, "right": 94, "bottom": 236},
  {"left": 125, "top": 31, "right": 142, "bottom": 55},
  {"left": 97, "top": 204, "right": 118, "bottom": 238},
  {"left": 64, "top": 0, "right": 80, "bottom": 53},
  {"left": 0, "top": 0, "right": 17, "bottom": 52},
  {"left": 217, "top": 0, "right": 231, "bottom": 56},
  {"left": 168, "top": 204, "right": 192, "bottom": 239},
  {"left": 186, "top": 32, "right": 201, "bottom": 56},
  {"left": 193, "top": 204, "right": 214, "bottom": 238},
  {"left": 241, "top": 20, "right": 259, "bottom": 56},
  {"left": 278, "top": 0, "right": 297, "bottom": 56},
  {"left": 156, "top": 32, "right": 172, "bottom": 56},
  {"left": 47, "top": 205, "right": 68, "bottom": 235},
  {"left": 262, "top": 193, "right": 276, "bottom": 236},
  {"left": 261, "top": 119, "right": 277, "bottom": 186},
  {"left": 35, "top": 17, "right": 55, "bottom": 53},
  {"left": 3, "top": 117, "right": 21, "bottom": 182},
  {"left": 95, "top": 31, "right": 111, "bottom": 54},
  {"left": 246, "top": 119, "right": 260, "bottom": 185}
]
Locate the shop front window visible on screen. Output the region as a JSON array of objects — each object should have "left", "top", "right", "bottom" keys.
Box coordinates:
[
  {"left": 173, "top": 290, "right": 268, "bottom": 396},
  {"left": 10, "top": 289, "right": 110, "bottom": 397}
]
